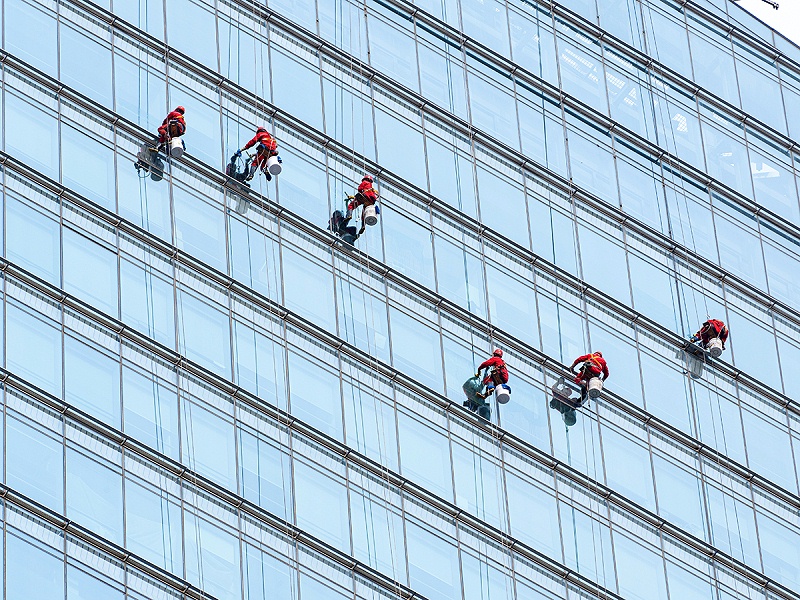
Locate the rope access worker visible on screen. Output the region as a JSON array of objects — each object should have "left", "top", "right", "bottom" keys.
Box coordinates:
[
  {"left": 347, "top": 175, "right": 379, "bottom": 219},
  {"left": 475, "top": 348, "right": 509, "bottom": 399},
  {"left": 235, "top": 126, "right": 280, "bottom": 182},
  {"left": 153, "top": 106, "right": 186, "bottom": 149},
  {"left": 691, "top": 319, "right": 729, "bottom": 350},
  {"left": 570, "top": 351, "right": 608, "bottom": 400}
]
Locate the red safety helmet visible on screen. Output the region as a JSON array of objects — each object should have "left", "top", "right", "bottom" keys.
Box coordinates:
[
  {"left": 594, "top": 351, "right": 603, "bottom": 357},
  {"left": 492, "top": 348, "right": 503, "bottom": 357},
  {"left": 362, "top": 175, "right": 374, "bottom": 183},
  {"left": 175, "top": 106, "right": 185, "bottom": 114},
  {"left": 257, "top": 126, "right": 268, "bottom": 133}
]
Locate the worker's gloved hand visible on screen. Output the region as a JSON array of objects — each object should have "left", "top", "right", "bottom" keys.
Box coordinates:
[
  {"left": 690, "top": 335, "right": 699, "bottom": 343},
  {"left": 475, "top": 372, "right": 481, "bottom": 378},
  {"left": 235, "top": 149, "right": 242, "bottom": 157}
]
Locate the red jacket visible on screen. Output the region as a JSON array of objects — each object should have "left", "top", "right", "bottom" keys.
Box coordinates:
[
  {"left": 243, "top": 130, "right": 277, "bottom": 154},
  {"left": 572, "top": 353, "right": 609, "bottom": 380},
  {"left": 478, "top": 355, "right": 508, "bottom": 384},
  {"left": 478, "top": 356, "right": 505, "bottom": 372},
  {"left": 159, "top": 110, "right": 185, "bottom": 133},
  {"left": 357, "top": 180, "right": 379, "bottom": 203},
  {"left": 696, "top": 319, "right": 728, "bottom": 345}
]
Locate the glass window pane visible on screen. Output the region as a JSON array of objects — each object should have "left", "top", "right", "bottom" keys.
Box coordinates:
[
  {"left": 736, "top": 59, "right": 786, "bottom": 134},
  {"left": 406, "top": 521, "right": 461, "bottom": 599},
  {"left": 706, "top": 485, "right": 760, "bottom": 566},
  {"left": 652, "top": 455, "right": 707, "bottom": 540},
  {"left": 485, "top": 265, "right": 539, "bottom": 345},
  {"left": 6, "top": 197, "right": 60, "bottom": 286},
  {"left": 461, "top": 0, "right": 510, "bottom": 55},
  {"left": 271, "top": 47, "right": 323, "bottom": 132},
  {"left": 181, "top": 402, "right": 236, "bottom": 489},
  {"left": 7, "top": 533, "right": 64, "bottom": 599},
  {"left": 60, "top": 24, "right": 112, "bottom": 107},
  {"left": 61, "top": 124, "right": 116, "bottom": 211},
  {"left": 293, "top": 462, "right": 350, "bottom": 552},
  {"left": 381, "top": 207, "right": 435, "bottom": 289},
  {"left": 5, "top": 0, "right": 58, "bottom": 77},
  {"left": 749, "top": 150, "right": 799, "bottom": 223},
  {"left": 120, "top": 258, "right": 176, "bottom": 349},
  {"left": 476, "top": 166, "right": 529, "bottom": 248},
  {"left": 7, "top": 304, "right": 62, "bottom": 397},
  {"left": 741, "top": 409, "right": 796, "bottom": 493},
  {"left": 557, "top": 34, "right": 608, "bottom": 115},
  {"left": 272, "top": 148, "right": 329, "bottom": 224},
  {"left": 577, "top": 225, "right": 630, "bottom": 304},
  {"left": 342, "top": 382, "right": 399, "bottom": 472},
  {"left": 757, "top": 510, "right": 800, "bottom": 589},
  {"left": 7, "top": 416, "right": 64, "bottom": 513},
  {"left": 173, "top": 187, "right": 227, "bottom": 274},
  {"left": 600, "top": 428, "right": 656, "bottom": 511},
  {"left": 63, "top": 229, "right": 118, "bottom": 317},
  {"left": 613, "top": 534, "right": 668, "bottom": 600},
  {"left": 183, "top": 512, "right": 241, "bottom": 598},
  {"left": 165, "top": 0, "right": 218, "bottom": 69},
  {"left": 389, "top": 308, "right": 442, "bottom": 392},
  {"left": 122, "top": 366, "right": 180, "bottom": 459},
  {"left": 368, "top": 14, "right": 418, "bottom": 91},
  {"left": 232, "top": 320, "right": 288, "bottom": 407},
  {"left": 124, "top": 479, "right": 183, "bottom": 572},
  {"left": 238, "top": 430, "right": 293, "bottom": 521},
  {"left": 689, "top": 31, "right": 739, "bottom": 107},
  {"left": 64, "top": 336, "right": 121, "bottom": 427},
  {"left": 67, "top": 564, "right": 124, "bottom": 600},
  {"left": 568, "top": 130, "right": 618, "bottom": 204},
  {"left": 506, "top": 472, "right": 561, "bottom": 559},
  {"left": 282, "top": 247, "right": 335, "bottom": 331},
  {"left": 467, "top": 70, "right": 518, "bottom": 149},
  {"left": 66, "top": 448, "right": 123, "bottom": 545},
  {"left": 642, "top": 8, "right": 692, "bottom": 78},
  {"left": 287, "top": 352, "right": 343, "bottom": 440},
  {"left": 243, "top": 543, "right": 295, "bottom": 600},
  {"left": 560, "top": 504, "right": 616, "bottom": 586},
  {"left": 418, "top": 45, "right": 469, "bottom": 121},
  {"left": 177, "top": 291, "right": 232, "bottom": 380},
  {"left": 4, "top": 92, "right": 59, "bottom": 180},
  {"left": 374, "top": 107, "right": 426, "bottom": 191},
  {"left": 398, "top": 412, "right": 452, "bottom": 500},
  {"left": 509, "top": 9, "right": 559, "bottom": 84}
]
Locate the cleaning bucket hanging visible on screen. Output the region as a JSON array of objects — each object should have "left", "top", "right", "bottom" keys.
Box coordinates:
[
  {"left": 169, "top": 137, "right": 184, "bottom": 158},
  {"left": 495, "top": 383, "right": 511, "bottom": 404},
  {"left": 267, "top": 155, "right": 282, "bottom": 175}
]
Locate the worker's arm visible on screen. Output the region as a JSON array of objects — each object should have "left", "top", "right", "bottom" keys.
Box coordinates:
[
  {"left": 571, "top": 354, "right": 589, "bottom": 369},
  {"left": 241, "top": 135, "right": 258, "bottom": 152}
]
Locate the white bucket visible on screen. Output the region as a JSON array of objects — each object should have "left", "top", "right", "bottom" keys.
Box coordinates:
[
  {"left": 494, "top": 383, "right": 511, "bottom": 404},
  {"left": 363, "top": 204, "right": 378, "bottom": 226},
  {"left": 707, "top": 337, "right": 723, "bottom": 358},
  {"left": 588, "top": 377, "right": 603, "bottom": 399},
  {"left": 169, "top": 137, "right": 184, "bottom": 158},
  {"left": 267, "top": 155, "right": 282, "bottom": 176}
]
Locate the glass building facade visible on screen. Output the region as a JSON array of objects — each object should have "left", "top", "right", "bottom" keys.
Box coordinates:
[{"left": 1, "top": 0, "right": 800, "bottom": 598}]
